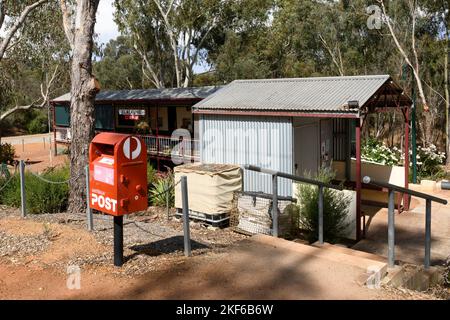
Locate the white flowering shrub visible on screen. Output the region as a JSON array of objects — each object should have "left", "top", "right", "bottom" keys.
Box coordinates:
[
  {"left": 413, "top": 144, "right": 446, "bottom": 181},
  {"left": 361, "top": 138, "right": 401, "bottom": 166}
]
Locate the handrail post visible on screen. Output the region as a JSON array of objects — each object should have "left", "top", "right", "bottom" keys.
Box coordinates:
[
  {"left": 181, "top": 176, "right": 191, "bottom": 256},
  {"left": 272, "top": 174, "right": 279, "bottom": 237},
  {"left": 19, "top": 160, "right": 26, "bottom": 218},
  {"left": 388, "top": 188, "right": 395, "bottom": 268},
  {"left": 424, "top": 199, "right": 432, "bottom": 269},
  {"left": 318, "top": 186, "right": 324, "bottom": 244}
]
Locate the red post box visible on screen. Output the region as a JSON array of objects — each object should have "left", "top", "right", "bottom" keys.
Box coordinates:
[{"left": 89, "top": 132, "right": 148, "bottom": 216}]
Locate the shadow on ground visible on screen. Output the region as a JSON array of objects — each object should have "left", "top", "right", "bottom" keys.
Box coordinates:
[{"left": 127, "top": 236, "right": 209, "bottom": 260}]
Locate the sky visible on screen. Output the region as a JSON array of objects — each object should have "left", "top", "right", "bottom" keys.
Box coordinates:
[
  {"left": 95, "top": 0, "right": 120, "bottom": 46},
  {"left": 94, "top": 0, "right": 209, "bottom": 73},
  {"left": 0, "top": 0, "right": 208, "bottom": 74}
]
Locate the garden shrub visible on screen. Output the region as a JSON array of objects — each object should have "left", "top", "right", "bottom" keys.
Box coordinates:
[
  {"left": 414, "top": 144, "right": 446, "bottom": 181},
  {"left": 0, "top": 165, "right": 69, "bottom": 214},
  {"left": 0, "top": 143, "right": 16, "bottom": 165},
  {"left": 150, "top": 169, "right": 174, "bottom": 207},
  {"left": 296, "top": 167, "right": 350, "bottom": 243},
  {"left": 27, "top": 113, "right": 49, "bottom": 134},
  {"left": 146, "top": 162, "right": 157, "bottom": 206}
]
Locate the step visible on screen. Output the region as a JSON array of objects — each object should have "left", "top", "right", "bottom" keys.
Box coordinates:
[
  {"left": 251, "top": 235, "right": 388, "bottom": 284},
  {"left": 383, "top": 264, "right": 444, "bottom": 291},
  {"left": 312, "top": 242, "right": 387, "bottom": 263}
]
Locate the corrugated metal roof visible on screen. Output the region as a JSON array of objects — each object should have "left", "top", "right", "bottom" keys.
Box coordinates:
[
  {"left": 51, "top": 86, "right": 222, "bottom": 103},
  {"left": 193, "top": 75, "right": 393, "bottom": 112}
]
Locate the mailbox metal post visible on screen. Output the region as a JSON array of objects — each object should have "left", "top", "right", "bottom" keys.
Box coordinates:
[{"left": 114, "top": 216, "right": 124, "bottom": 267}]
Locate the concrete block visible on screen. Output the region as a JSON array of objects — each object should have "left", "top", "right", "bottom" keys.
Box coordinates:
[{"left": 420, "top": 179, "right": 437, "bottom": 192}]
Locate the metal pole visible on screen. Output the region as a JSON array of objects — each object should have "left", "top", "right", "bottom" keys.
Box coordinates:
[
  {"left": 404, "top": 108, "right": 410, "bottom": 210},
  {"left": 85, "top": 165, "right": 93, "bottom": 231},
  {"left": 355, "top": 119, "right": 362, "bottom": 240},
  {"left": 411, "top": 84, "right": 417, "bottom": 184},
  {"left": 166, "top": 187, "right": 170, "bottom": 221},
  {"left": 113, "top": 215, "right": 124, "bottom": 267},
  {"left": 272, "top": 174, "right": 279, "bottom": 237},
  {"left": 19, "top": 160, "right": 26, "bottom": 218},
  {"left": 318, "top": 186, "right": 324, "bottom": 244},
  {"left": 424, "top": 199, "right": 432, "bottom": 269},
  {"left": 181, "top": 176, "right": 191, "bottom": 257},
  {"left": 388, "top": 189, "right": 395, "bottom": 268}
]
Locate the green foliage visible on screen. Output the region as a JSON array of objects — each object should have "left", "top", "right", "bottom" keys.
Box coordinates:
[
  {"left": 94, "top": 36, "right": 143, "bottom": 90},
  {"left": 0, "top": 143, "right": 16, "bottom": 164},
  {"left": 296, "top": 168, "right": 350, "bottom": 243},
  {"left": 27, "top": 111, "right": 49, "bottom": 134},
  {"left": 146, "top": 162, "right": 157, "bottom": 206},
  {"left": 150, "top": 170, "right": 174, "bottom": 207},
  {"left": 0, "top": 165, "right": 69, "bottom": 214},
  {"left": 361, "top": 138, "right": 402, "bottom": 166}
]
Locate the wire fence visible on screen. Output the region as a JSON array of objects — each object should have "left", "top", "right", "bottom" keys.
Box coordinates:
[{"left": 3, "top": 160, "right": 185, "bottom": 235}]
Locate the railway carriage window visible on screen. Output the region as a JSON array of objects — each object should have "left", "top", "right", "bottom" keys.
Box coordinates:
[
  {"left": 55, "top": 104, "right": 70, "bottom": 126},
  {"left": 95, "top": 105, "right": 114, "bottom": 130}
]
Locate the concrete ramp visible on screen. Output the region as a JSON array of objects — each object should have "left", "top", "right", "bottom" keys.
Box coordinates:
[{"left": 251, "top": 235, "right": 388, "bottom": 287}]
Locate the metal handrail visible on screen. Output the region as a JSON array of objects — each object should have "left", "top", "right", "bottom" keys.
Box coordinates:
[
  {"left": 245, "top": 165, "right": 343, "bottom": 191},
  {"left": 244, "top": 165, "right": 343, "bottom": 242},
  {"left": 363, "top": 175, "right": 447, "bottom": 269},
  {"left": 363, "top": 176, "right": 447, "bottom": 205}
]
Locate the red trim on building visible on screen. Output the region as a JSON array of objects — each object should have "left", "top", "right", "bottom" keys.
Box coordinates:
[
  {"left": 193, "top": 109, "right": 359, "bottom": 118},
  {"left": 355, "top": 118, "right": 362, "bottom": 241}
]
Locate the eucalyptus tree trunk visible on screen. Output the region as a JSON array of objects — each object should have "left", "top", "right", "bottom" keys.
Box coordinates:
[{"left": 63, "top": 0, "right": 100, "bottom": 213}]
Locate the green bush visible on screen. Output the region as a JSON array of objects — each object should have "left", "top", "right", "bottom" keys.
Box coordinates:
[
  {"left": 150, "top": 169, "right": 174, "bottom": 207},
  {"left": 146, "top": 162, "right": 157, "bottom": 206},
  {"left": 27, "top": 113, "right": 49, "bottom": 134},
  {"left": 296, "top": 167, "right": 350, "bottom": 243},
  {"left": 0, "top": 165, "right": 69, "bottom": 214},
  {"left": 0, "top": 143, "right": 16, "bottom": 165}
]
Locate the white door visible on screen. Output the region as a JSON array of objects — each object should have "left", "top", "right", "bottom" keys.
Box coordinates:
[{"left": 294, "top": 123, "right": 319, "bottom": 177}]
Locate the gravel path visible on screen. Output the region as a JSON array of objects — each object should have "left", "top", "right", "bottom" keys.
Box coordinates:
[{"left": 0, "top": 205, "right": 247, "bottom": 276}]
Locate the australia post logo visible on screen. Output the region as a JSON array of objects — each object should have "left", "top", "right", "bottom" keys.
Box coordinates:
[
  {"left": 123, "top": 136, "right": 142, "bottom": 160},
  {"left": 91, "top": 192, "right": 117, "bottom": 213}
]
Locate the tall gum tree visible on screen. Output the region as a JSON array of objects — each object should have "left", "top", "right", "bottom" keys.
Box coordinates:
[{"left": 59, "top": 0, "right": 100, "bottom": 213}]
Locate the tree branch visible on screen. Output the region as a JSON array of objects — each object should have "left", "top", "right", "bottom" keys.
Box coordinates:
[
  {"left": 59, "top": 0, "right": 75, "bottom": 50},
  {"left": 0, "top": 0, "right": 49, "bottom": 60},
  {"left": 318, "top": 34, "right": 345, "bottom": 76},
  {"left": 0, "top": 64, "right": 59, "bottom": 122},
  {"left": 378, "top": 0, "right": 428, "bottom": 110}
]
